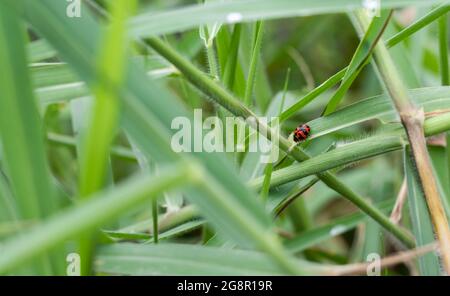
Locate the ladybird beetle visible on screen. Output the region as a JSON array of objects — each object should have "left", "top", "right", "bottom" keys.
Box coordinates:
[{"left": 293, "top": 124, "right": 311, "bottom": 143}]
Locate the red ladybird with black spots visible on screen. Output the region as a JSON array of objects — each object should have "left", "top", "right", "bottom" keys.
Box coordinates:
[{"left": 293, "top": 124, "right": 311, "bottom": 143}]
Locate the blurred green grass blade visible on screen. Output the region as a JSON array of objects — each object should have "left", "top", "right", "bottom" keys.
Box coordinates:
[
  {"left": 244, "top": 20, "right": 264, "bottom": 106},
  {"left": 387, "top": 4, "right": 450, "bottom": 48},
  {"left": 31, "top": 63, "right": 80, "bottom": 88},
  {"left": 130, "top": 0, "right": 447, "bottom": 38},
  {"left": 28, "top": 39, "right": 56, "bottom": 63},
  {"left": 0, "top": 1, "right": 61, "bottom": 275},
  {"left": 77, "top": 0, "right": 136, "bottom": 275},
  {"left": 0, "top": 169, "right": 18, "bottom": 223},
  {"left": 104, "top": 220, "right": 206, "bottom": 241},
  {"left": 214, "top": 25, "right": 246, "bottom": 121},
  {"left": 112, "top": 205, "right": 200, "bottom": 236},
  {"left": 259, "top": 163, "right": 273, "bottom": 202},
  {"left": 79, "top": 0, "right": 135, "bottom": 197},
  {"left": 95, "top": 243, "right": 320, "bottom": 275},
  {"left": 286, "top": 199, "right": 394, "bottom": 253},
  {"left": 308, "top": 87, "right": 450, "bottom": 140},
  {"left": 0, "top": 164, "right": 192, "bottom": 274},
  {"left": 37, "top": 82, "right": 88, "bottom": 107},
  {"left": 32, "top": 57, "right": 174, "bottom": 88},
  {"left": 152, "top": 220, "right": 205, "bottom": 241},
  {"left": 47, "top": 133, "right": 136, "bottom": 162},
  {"left": 223, "top": 24, "right": 242, "bottom": 91},
  {"left": 34, "top": 58, "right": 175, "bottom": 107},
  {"left": 25, "top": 0, "right": 299, "bottom": 274},
  {"left": 0, "top": 0, "right": 57, "bottom": 223},
  {"left": 239, "top": 23, "right": 272, "bottom": 111},
  {"left": 323, "top": 10, "right": 392, "bottom": 115},
  {"left": 404, "top": 148, "right": 441, "bottom": 276}
]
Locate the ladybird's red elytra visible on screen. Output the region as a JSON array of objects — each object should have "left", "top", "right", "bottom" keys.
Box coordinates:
[{"left": 293, "top": 124, "right": 311, "bottom": 143}]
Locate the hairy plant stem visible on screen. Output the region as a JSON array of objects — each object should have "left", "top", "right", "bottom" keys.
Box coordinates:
[
  {"left": 358, "top": 11, "right": 450, "bottom": 274},
  {"left": 250, "top": 113, "right": 450, "bottom": 191},
  {"left": 145, "top": 36, "right": 414, "bottom": 248}
]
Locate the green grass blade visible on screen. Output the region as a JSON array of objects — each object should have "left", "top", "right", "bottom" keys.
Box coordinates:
[
  {"left": 222, "top": 24, "right": 242, "bottom": 91},
  {"left": 249, "top": 135, "right": 404, "bottom": 190},
  {"left": 244, "top": 20, "right": 264, "bottom": 106},
  {"left": 308, "top": 87, "right": 450, "bottom": 140},
  {"left": 286, "top": 199, "right": 395, "bottom": 253},
  {"left": 404, "top": 148, "right": 442, "bottom": 275},
  {"left": 322, "top": 10, "right": 392, "bottom": 115},
  {"left": 77, "top": 0, "right": 137, "bottom": 275},
  {"left": 130, "top": 0, "right": 447, "bottom": 38},
  {"left": 95, "top": 243, "right": 318, "bottom": 275},
  {"left": 387, "top": 4, "right": 450, "bottom": 48},
  {"left": 79, "top": 0, "right": 136, "bottom": 197},
  {"left": 28, "top": 39, "right": 56, "bottom": 63},
  {"left": 0, "top": 169, "right": 19, "bottom": 224},
  {"left": 0, "top": 1, "right": 60, "bottom": 275}
]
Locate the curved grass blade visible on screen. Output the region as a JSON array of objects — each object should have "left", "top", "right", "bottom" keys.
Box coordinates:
[{"left": 130, "top": 0, "right": 447, "bottom": 38}]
